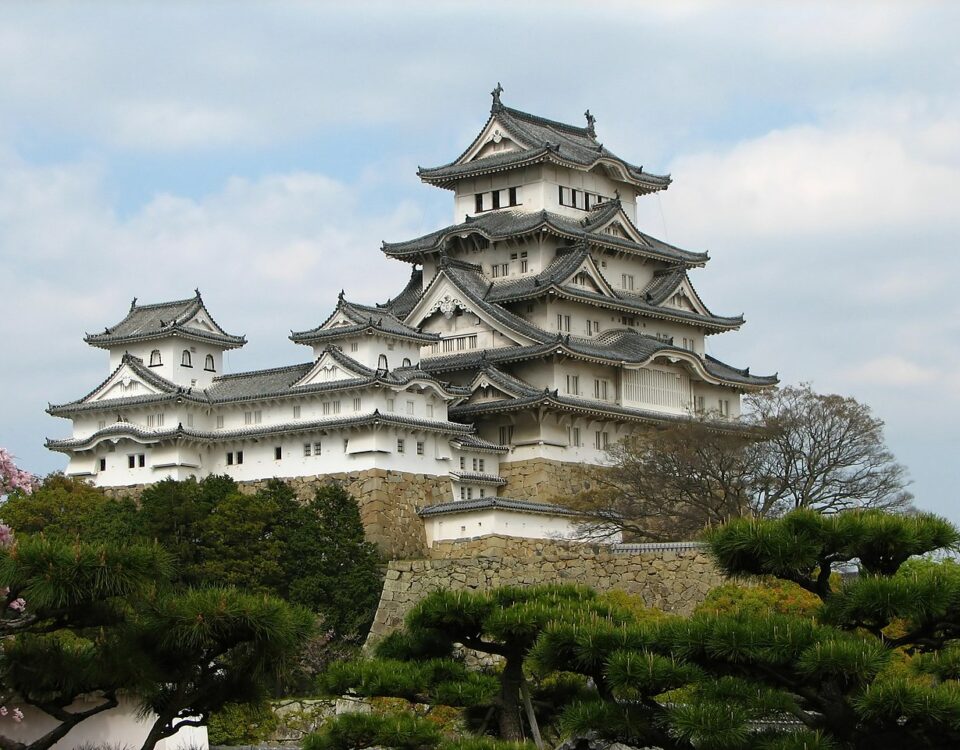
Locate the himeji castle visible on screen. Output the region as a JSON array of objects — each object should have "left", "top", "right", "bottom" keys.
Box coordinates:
[{"left": 46, "top": 86, "right": 776, "bottom": 550}]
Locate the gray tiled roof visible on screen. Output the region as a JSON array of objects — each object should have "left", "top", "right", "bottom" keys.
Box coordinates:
[
  {"left": 450, "top": 434, "right": 509, "bottom": 454},
  {"left": 484, "top": 246, "right": 743, "bottom": 331},
  {"left": 418, "top": 104, "right": 671, "bottom": 194},
  {"left": 382, "top": 204, "right": 707, "bottom": 266},
  {"left": 46, "top": 410, "right": 474, "bottom": 452},
  {"left": 427, "top": 259, "right": 555, "bottom": 345},
  {"left": 48, "top": 353, "right": 207, "bottom": 415},
  {"left": 51, "top": 349, "right": 470, "bottom": 416},
  {"left": 422, "top": 329, "right": 778, "bottom": 388},
  {"left": 449, "top": 471, "right": 508, "bottom": 486},
  {"left": 84, "top": 292, "right": 245, "bottom": 349},
  {"left": 377, "top": 268, "right": 425, "bottom": 319},
  {"left": 418, "top": 497, "right": 579, "bottom": 517},
  {"left": 291, "top": 295, "right": 438, "bottom": 345}
]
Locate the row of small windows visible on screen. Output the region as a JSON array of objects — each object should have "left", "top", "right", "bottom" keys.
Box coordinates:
[
  {"left": 148, "top": 349, "right": 215, "bottom": 371},
  {"left": 396, "top": 438, "right": 426, "bottom": 455},
  {"left": 565, "top": 430, "right": 608, "bottom": 449},
  {"left": 430, "top": 335, "right": 478, "bottom": 354},
  {"left": 475, "top": 187, "right": 521, "bottom": 213},
  {"left": 459, "top": 456, "right": 486, "bottom": 472},
  {"left": 459, "top": 486, "right": 487, "bottom": 500},
  {"left": 558, "top": 186, "right": 610, "bottom": 211},
  {"left": 490, "top": 251, "right": 529, "bottom": 278}
]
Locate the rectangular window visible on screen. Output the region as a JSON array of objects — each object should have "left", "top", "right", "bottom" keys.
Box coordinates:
[
  {"left": 566, "top": 374, "right": 580, "bottom": 395},
  {"left": 98, "top": 420, "right": 106, "bottom": 430},
  {"left": 138, "top": 454, "right": 145, "bottom": 468},
  {"left": 491, "top": 190, "right": 500, "bottom": 209},
  {"left": 572, "top": 427, "right": 581, "bottom": 447},
  {"left": 426, "top": 403, "right": 434, "bottom": 418},
  {"left": 479, "top": 488, "right": 486, "bottom": 498},
  {"left": 323, "top": 402, "right": 331, "bottom": 416},
  {"left": 526, "top": 303, "right": 534, "bottom": 313},
  {"left": 593, "top": 379, "right": 609, "bottom": 400},
  {"left": 353, "top": 397, "right": 362, "bottom": 412},
  {"left": 293, "top": 405, "right": 301, "bottom": 419},
  {"left": 621, "top": 274, "right": 635, "bottom": 291},
  {"left": 559, "top": 185, "right": 566, "bottom": 205},
  {"left": 719, "top": 399, "right": 730, "bottom": 416},
  {"left": 406, "top": 400, "right": 415, "bottom": 415},
  {"left": 475, "top": 193, "right": 484, "bottom": 213},
  {"left": 466, "top": 487, "right": 474, "bottom": 500},
  {"left": 556, "top": 314, "right": 570, "bottom": 332},
  {"left": 508, "top": 187, "right": 518, "bottom": 206},
  {"left": 695, "top": 396, "right": 705, "bottom": 413},
  {"left": 499, "top": 425, "right": 514, "bottom": 445},
  {"left": 274, "top": 446, "right": 282, "bottom": 460},
  {"left": 510, "top": 252, "right": 517, "bottom": 260},
  {"left": 314, "top": 441, "right": 322, "bottom": 455},
  {"left": 244, "top": 411, "right": 252, "bottom": 425},
  {"left": 350, "top": 342, "right": 359, "bottom": 352},
  {"left": 416, "top": 441, "right": 425, "bottom": 456},
  {"left": 147, "top": 414, "right": 155, "bottom": 427},
  {"left": 520, "top": 259, "right": 528, "bottom": 273},
  {"left": 460, "top": 486, "right": 467, "bottom": 500},
  {"left": 304, "top": 443, "right": 312, "bottom": 457},
  {"left": 460, "top": 456, "right": 466, "bottom": 470},
  {"left": 216, "top": 415, "right": 224, "bottom": 429},
  {"left": 236, "top": 450, "right": 243, "bottom": 464},
  {"left": 472, "top": 458, "right": 479, "bottom": 471},
  {"left": 226, "top": 452, "right": 234, "bottom": 466},
  {"left": 128, "top": 455, "right": 135, "bottom": 469},
  {"left": 491, "top": 264, "right": 500, "bottom": 278},
  {"left": 387, "top": 398, "right": 395, "bottom": 412},
  {"left": 595, "top": 431, "right": 610, "bottom": 450},
  {"left": 397, "top": 438, "right": 405, "bottom": 454},
  {"left": 500, "top": 263, "right": 508, "bottom": 276},
  {"left": 478, "top": 458, "right": 485, "bottom": 472},
  {"left": 99, "top": 458, "right": 106, "bottom": 472}
]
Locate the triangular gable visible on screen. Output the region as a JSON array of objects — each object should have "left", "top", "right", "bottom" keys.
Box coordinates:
[
  {"left": 292, "top": 350, "right": 371, "bottom": 387},
  {"left": 461, "top": 116, "right": 531, "bottom": 164},
  {"left": 462, "top": 369, "right": 530, "bottom": 405},
  {"left": 588, "top": 209, "right": 653, "bottom": 249},
  {"left": 180, "top": 302, "right": 233, "bottom": 338},
  {"left": 559, "top": 255, "right": 617, "bottom": 297},
  {"left": 651, "top": 274, "right": 713, "bottom": 317},
  {"left": 85, "top": 362, "right": 171, "bottom": 403},
  {"left": 404, "top": 272, "right": 537, "bottom": 346}
]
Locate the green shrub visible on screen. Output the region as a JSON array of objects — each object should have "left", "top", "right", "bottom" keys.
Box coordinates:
[
  {"left": 206, "top": 701, "right": 278, "bottom": 745},
  {"left": 303, "top": 711, "right": 442, "bottom": 750}
]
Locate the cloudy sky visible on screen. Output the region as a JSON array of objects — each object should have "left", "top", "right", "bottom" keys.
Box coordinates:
[{"left": 1, "top": 2, "right": 957, "bottom": 519}]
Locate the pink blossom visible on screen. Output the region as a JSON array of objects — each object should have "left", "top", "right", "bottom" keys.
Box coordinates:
[
  {"left": 8, "top": 599, "right": 25, "bottom": 612},
  {"left": 12, "top": 709, "right": 22, "bottom": 722},
  {"left": 0, "top": 707, "right": 7, "bottom": 717},
  {"left": 0, "top": 524, "right": 13, "bottom": 549},
  {"left": 0, "top": 448, "right": 36, "bottom": 496}
]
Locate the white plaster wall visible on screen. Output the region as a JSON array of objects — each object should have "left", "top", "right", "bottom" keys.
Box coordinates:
[
  {"left": 108, "top": 340, "right": 224, "bottom": 388},
  {"left": 539, "top": 164, "right": 636, "bottom": 223},
  {"left": 310, "top": 335, "right": 422, "bottom": 370},
  {"left": 425, "top": 508, "right": 578, "bottom": 545},
  {"left": 453, "top": 165, "right": 542, "bottom": 220},
  {"left": 3, "top": 695, "right": 207, "bottom": 750}
]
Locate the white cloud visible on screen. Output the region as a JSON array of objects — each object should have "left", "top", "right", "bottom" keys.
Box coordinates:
[{"left": 836, "top": 356, "right": 940, "bottom": 388}]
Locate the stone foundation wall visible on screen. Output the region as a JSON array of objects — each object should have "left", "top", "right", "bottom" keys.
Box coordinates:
[
  {"left": 367, "top": 535, "right": 724, "bottom": 643},
  {"left": 497, "top": 458, "right": 600, "bottom": 504},
  {"left": 102, "top": 468, "right": 450, "bottom": 560}
]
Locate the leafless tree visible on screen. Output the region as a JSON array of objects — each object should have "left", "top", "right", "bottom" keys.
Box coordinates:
[{"left": 568, "top": 384, "right": 913, "bottom": 541}]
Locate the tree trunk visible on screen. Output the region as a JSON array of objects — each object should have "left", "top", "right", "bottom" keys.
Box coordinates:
[
  {"left": 497, "top": 655, "right": 524, "bottom": 741},
  {"left": 139, "top": 712, "right": 175, "bottom": 750},
  {"left": 519, "top": 676, "right": 543, "bottom": 750},
  {"left": 25, "top": 695, "right": 118, "bottom": 750}
]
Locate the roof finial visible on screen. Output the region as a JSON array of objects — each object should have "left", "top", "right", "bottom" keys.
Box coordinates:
[
  {"left": 194, "top": 288, "right": 201, "bottom": 298},
  {"left": 338, "top": 289, "right": 345, "bottom": 301},
  {"left": 491, "top": 82, "right": 504, "bottom": 111},
  {"left": 614, "top": 188, "right": 621, "bottom": 201},
  {"left": 584, "top": 109, "right": 596, "bottom": 137}
]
